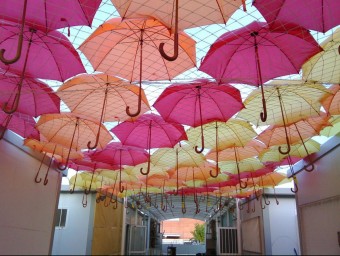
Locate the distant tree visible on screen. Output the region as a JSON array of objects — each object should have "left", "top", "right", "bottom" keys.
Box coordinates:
[{"left": 190, "top": 223, "right": 205, "bottom": 244}]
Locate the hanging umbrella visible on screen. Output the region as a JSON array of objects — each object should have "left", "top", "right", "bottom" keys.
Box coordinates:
[
  {"left": 302, "top": 28, "right": 340, "bottom": 84},
  {"left": 89, "top": 142, "right": 149, "bottom": 192},
  {"left": 111, "top": 0, "right": 244, "bottom": 61},
  {"left": 151, "top": 142, "right": 206, "bottom": 194},
  {"left": 256, "top": 113, "right": 331, "bottom": 153},
  {"left": 57, "top": 73, "right": 150, "bottom": 149},
  {"left": 237, "top": 80, "right": 330, "bottom": 154},
  {"left": 206, "top": 139, "right": 266, "bottom": 162},
  {"left": 0, "top": 21, "right": 86, "bottom": 114},
  {"left": 320, "top": 84, "right": 340, "bottom": 115},
  {"left": 111, "top": 113, "right": 188, "bottom": 175},
  {"left": 36, "top": 113, "right": 113, "bottom": 170},
  {"left": 199, "top": 21, "right": 322, "bottom": 122},
  {"left": 252, "top": 0, "right": 340, "bottom": 33},
  {"left": 0, "top": 0, "right": 101, "bottom": 64},
  {"left": 186, "top": 119, "right": 257, "bottom": 177},
  {"left": 320, "top": 115, "right": 340, "bottom": 137},
  {"left": 79, "top": 17, "right": 196, "bottom": 117},
  {"left": 0, "top": 70, "right": 60, "bottom": 117},
  {"left": 0, "top": 110, "right": 39, "bottom": 140},
  {"left": 258, "top": 139, "right": 321, "bottom": 164},
  {"left": 153, "top": 79, "right": 244, "bottom": 152}
]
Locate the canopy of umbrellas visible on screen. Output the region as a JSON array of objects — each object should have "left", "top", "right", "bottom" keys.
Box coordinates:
[{"left": 0, "top": 0, "right": 339, "bottom": 213}]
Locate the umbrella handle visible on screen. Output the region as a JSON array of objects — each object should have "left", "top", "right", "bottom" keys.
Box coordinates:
[
  {"left": 119, "top": 181, "right": 125, "bottom": 193},
  {"left": 35, "top": 152, "right": 47, "bottom": 183},
  {"left": 0, "top": 0, "right": 27, "bottom": 64},
  {"left": 278, "top": 143, "right": 291, "bottom": 155},
  {"left": 126, "top": 83, "right": 142, "bottom": 117},
  {"left": 209, "top": 165, "right": 219, "bottom": 178},
  {"left": 291, "top": 176, "right": 299, "bottom": 193},
  {"left": 260, "top": 91, "right": 267, "bottom": 122},
  {"left": 140, "top": 158, "right": 151, "bottom": 175},
  {"left": 158, "top": 0, "right": 179, "bottom": 61}
]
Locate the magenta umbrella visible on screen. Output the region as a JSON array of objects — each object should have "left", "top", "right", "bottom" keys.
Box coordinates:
[
  {"left": 153, "top": 79, "right": 244, "bottom": 153},
  {"left": 90, "top": 142, "right": 149, "bottom": 192},
  {"left": 0, "top": 0, "right": 102, "bottom": 64},
  {"left": 253, "top": 0, "right": 340, "bottom": 33},
  {"left": 0, "top": 110, "right": 39, "bottom": 140},
  {"left": 111, "top": 113, "right": 188, "bottom": 175},
  {"left": 0, "top": 71, "right": 60, "bottom": 117},
  {"left": 199, "top": 21, "right": 322, "bottom": 122},
  {"left": 0, "top": 21, "right": 85, "bottom": 114}
]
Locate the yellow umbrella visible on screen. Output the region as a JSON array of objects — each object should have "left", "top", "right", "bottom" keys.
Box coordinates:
[
  {"left": 320, "top": 115, "right": 340, "bottom": 137},
  {"left": 302, "top": 27, "right": 340, "bottom": 84},
  {"left": 320, "top": 84, "right": 340, "bottom": 115}
]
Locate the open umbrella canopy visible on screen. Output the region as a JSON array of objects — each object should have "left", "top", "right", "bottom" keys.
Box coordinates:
[
  {"left": 0, "top": 71, "right": 60, "bottom": 117},
  {"left": 237, "top": 80, "right": 331, "bottom": 127},
  {"left": 57, "top": 73, "right": 150, "bottom": 122},
  {"left": 302, "top": 27, "right": 340, "bottom": 84},
  {"left": 0, "top": 20, "right": 86, "bottom": 81},
  {"left": 252, "top": 0, "right": 340, "bottom": 33},
  {"left": 320, "top": 115, "right": 340, "bottom": 137},
  {"left": 320, "top": 84, "right": 340, "bottom": 115}
]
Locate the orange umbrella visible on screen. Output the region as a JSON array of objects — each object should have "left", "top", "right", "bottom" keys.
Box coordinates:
[
  {"left": 321, "top": 84, "right": 340, "bottom": 115},
  {"left": 79, "top": 17, "right": 196, "bottom": 117},
  {"left": 57, "top": 73, "right": 150, "bottom": 149},
  {"left": 36, "top": 113, "right": 112, "bottom": 169},
  {"left": 111, "top": 0, "right": 244, "bottom": 61}
]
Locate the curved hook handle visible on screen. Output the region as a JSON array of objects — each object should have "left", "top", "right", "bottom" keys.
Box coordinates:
[
  {"left": 87, "top": 131, "right": 100, "bottom": 150},
  {"left": 140, "top": 157, "right": 151, "bottom": 175},
  {"left": 112, "top": 200, "right": 118, "bottom": 209},
  {"left": 278, "top": 143, "right": 291, "bottom": 155},
  {"left": 119, "top": 181, "right": 125, "bottom": 193},
  {"left": 264, "top": 194, "right": 270, "bottom": 205},
  {"left": 237, "top": 200, "right": 244, "bottom": 211},
  {"left": 260, "top": 195, "right": 266, "bottom": 210},
  {"left": 304, "top": 163, "right": 314, "bottom": 172},
  {"left": 0, "top": 0, "right": 27, "bottom": 64},
  {"left": 35, "top": 152, "right": 47, "bottom": 183},
  {"left": 194, "top": 127, "right": 205, "bottom": 153},
  {"left": 291, "top": 176, "right": 299, "bottom": 193},
  {"left": 260, "top": 96, "right": 267, "bottom": 122},
  {"left": 82, "top": 193, "right": 88, "bottom": 208},
  {"left": 252, "top": 200, "right": 256, "bottom": 213},
  {"left": 126, "top": 80, "right": 142, "bottom": 117},
  {"left": 159, "top": 0, "right": 179, "bottom": 61},
  {"left": 3, "top": 92, "right": 21, "bottom": 115}
]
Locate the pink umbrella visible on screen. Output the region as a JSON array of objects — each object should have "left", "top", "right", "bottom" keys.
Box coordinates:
[
  {"left": 0, "top": 70, "right": 60, "bottom": 117},
  {"left": 253, "top": 0, "right": 340, "bottom": 33},
  {"left": 199, "top": 21, "right": 322, "bottom": 122},
  {"left": 0, "top": 21, "right": 86, "bottom": 114},
  {"left": 0, "top": 0, "right": 102, "bottom": 64},
  {"left": 0, "top": 110, "right": 39, "bottom": 139},
  {"left": 153, "top": 79, "right": 244, "bottom": 153},
  {"left": 90, "top": 142, "right": 149, "bottom": 192},
  {"left": 111, "top": 113, "right": 188, "bottom": 175}
]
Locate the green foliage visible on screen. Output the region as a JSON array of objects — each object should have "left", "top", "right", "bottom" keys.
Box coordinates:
[{"left": 190, "top": 223, "right": 205, "bottom": 243}]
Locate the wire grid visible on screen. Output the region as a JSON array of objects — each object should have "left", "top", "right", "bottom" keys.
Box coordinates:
[{"left": 0, "top": 0, "right": 338, "bottom": 220}]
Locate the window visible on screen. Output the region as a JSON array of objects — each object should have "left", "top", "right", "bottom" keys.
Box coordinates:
[{"left": 55, "top": 209, "right": 67, "bottom": 228}]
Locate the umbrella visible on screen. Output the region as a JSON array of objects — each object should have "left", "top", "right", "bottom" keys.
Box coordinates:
[
  {"left": 0, "top": 0, "right": 102, "bottom": 64},
  {"left": 0, "top": 71, "right": 60, "bottom": 117},
  {"left": 252, "top": 0, "right": 340, "bottom": 33},
  {"left": 111, "top": 0, "right": 244, "bottom": 61},
  {"left": 206, "top": 139, "right": 266, "bottom": 162},
  {"left": 320, "top": 115, "right": 340, "bottom": 137},
  {"left": 151, "top": 142, "right": 206, "bottom": 194},
  {"left": 79, "top": 17, "right": 196, "bottom": 117},
  {"left": 89, "top": 142, "right": 149, "bottom": 192},
  {"left": 57, "top": 73, "right": 150, "bottom": 149},
  {"left": 36, "top": 113, "right": 113, "bottom": 170},
  {"left": 320, "top": 84, "right": 340, "bottom": 115},
  {"left": 256, "top": 113, "right": 331, "bottom": 154},
  {"left": 153, "top": 79, "right": 244, "bottom": 152},
  {"left": 199, "top": 21, "right": 322, "bottom": 122},
  {"left": 0, "top": 21, "right": 86, "bottom": 114},
  {"left": 186, "top": 119, "right": 258, "bottom": 177},
  {"left": 111, "top": 113, "right": 188, "bottom": 175},
  {"left": 0, "top": 111, "right": 39, "bottom": 140},
  {"left": 302, "top": 27, "right": 340, "bottom": 84},
  {"left": 237, "top": 80, "right": 331, "bottom": 154}
]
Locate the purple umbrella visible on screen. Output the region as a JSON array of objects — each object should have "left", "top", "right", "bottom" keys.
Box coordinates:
[
  {"left": 0, "top": 0, "right": 102, "bottom": 64},
  {"left": 253, "top": 0, "right": 340, "bottom": 33},
  {"left": 199, "top": 21, "right": 322, "bottom": 122},
  {"left": 0, "top": 21, "right": 86, "bottom": 114},
  {"left": 111, "top": 113, "right": 188, "bottom": 175}
]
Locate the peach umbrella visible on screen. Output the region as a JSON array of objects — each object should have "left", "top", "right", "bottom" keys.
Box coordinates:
[
  {"left": 321, "top": 84, "right": 340, "bottom": 115},
  {"left": 79, "top": 17, "right": 196, "bottom": 117},
  {"left": 57, "top": 73, "right": 151, "bottom": 149}
]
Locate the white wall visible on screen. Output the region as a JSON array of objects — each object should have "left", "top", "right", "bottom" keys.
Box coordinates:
[
  {"left": 52, "top": 186, "right": 95, "bottom": 255},
  {"left": 263, "top": 193, "right": 300, "bottom": 255},
  {"left": 0, "top": 133, "right": 61, "bottom": 255},
  {"left": 294, "top": 136, "right": 340, "bottom": 255}
]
